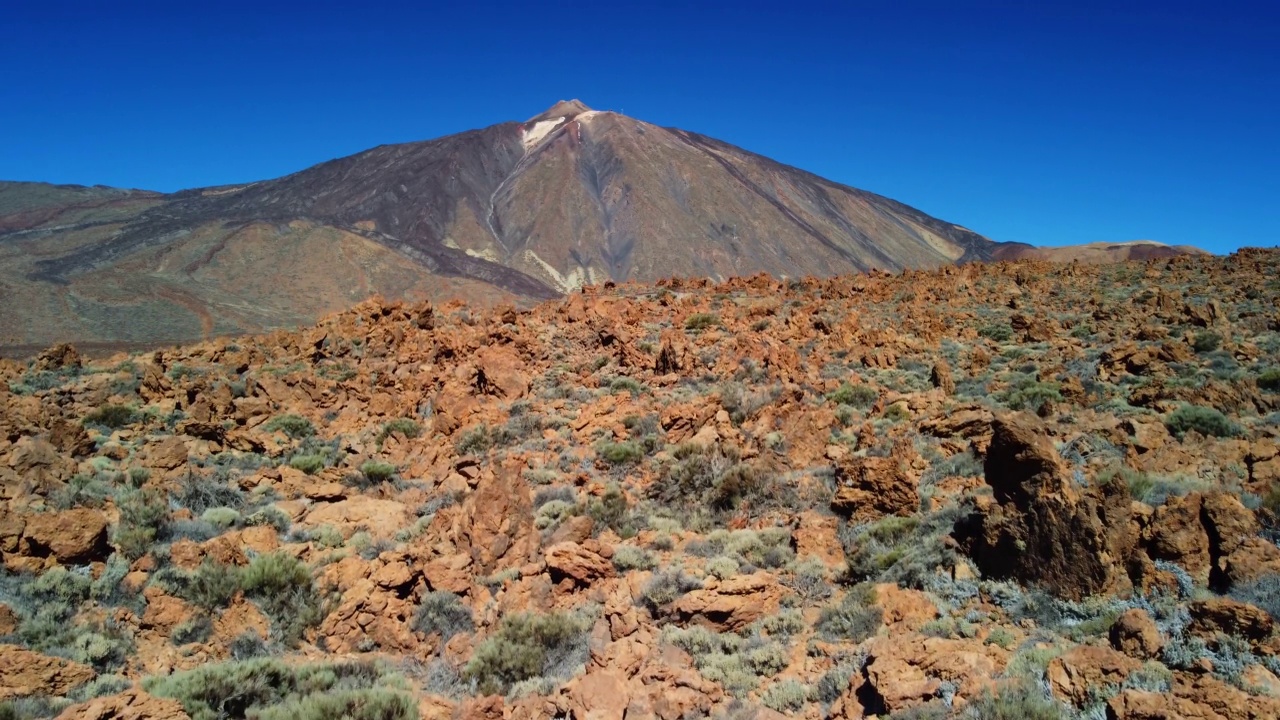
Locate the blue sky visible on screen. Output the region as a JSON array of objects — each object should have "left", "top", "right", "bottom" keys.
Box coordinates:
[{"left": 2, "top": 1, "right": 1276, "bottom": 252}]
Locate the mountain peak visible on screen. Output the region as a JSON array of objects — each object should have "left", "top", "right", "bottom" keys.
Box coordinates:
[{"left": 528, "top": 99, "right": 593, "bottom": 123}]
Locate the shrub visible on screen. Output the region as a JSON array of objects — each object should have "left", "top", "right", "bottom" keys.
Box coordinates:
[
  {"left": 813, "top": 660, "right": 862, "bottom": 704},
  {"left": 685, "top": 313, "right": 720, "bottom": 331},
  {"left": 816, "top": 585, "right": 883, "bottom": 642},
  {"left": 359, "top": 461, "right": 397, "bottom": 484},
  {"left": 979, "top": 322, "right": 1013, "bottom": 342},
  {"left": 640, "top": 569, "right": 703, "bottom": 615},
  {"left": 956, "top": 681, "right": 1066, "bottom": 720},
  {"left": 828, "top": 383, "right": 878, "bottom": 409},
  {"left": 263, "top": 414, "right": 314, "bottom": 439},
  {"left": 83, "top": 404, "right": 138, "bottom": 430},
  {"left": 705, "top": 555, "right": 741, "bottom": 580},
  {"left": 986, "top": 627, "right": 1016, "bottom": 649},
  {"left": 114, "top": 487, "right": 170, "bottom": 559},
  {"left": 173, "top": 475, "right": 246, "bottom": 515},
  {"left": 253, "top": 689, "right": 416, "bottom": 720},
  {"left": 463, "top": 612, "right": 591, "bottom": 695},
  {"left": 609, "top": 377, "right": 646, "bottom": 396},
  {"left": 245, "top": 506, "right": 292, "bottom": 533},
  {"left": 456, "top": 425, "right": 494, "bottom": 454},
  {"left": 1228, "top": 573, "right": 1280, "bottom": 622},
  {"left": 412, "top": 592, "right": 473, "bottom": 642},
  {"left": 534, "top": 500, "right": 578, "bottom": 530},
  {"left": 664, "top": 626, "right": 788, "bottom": 697},
  {"left": 584, "top": 483, "right": 635, "bottom": 537},
  {"left": 1259, "top": 368, "right": 1280, "bottom": 392},
  {"left": 597, "top": 441, "right": 644, "bottom": 467},
  {"left": 51, "top": 472, "right": 116, "bottom": 510},
  {"left": 288, "top": 454, "right": 326, "bottom": 475},
  {"left": 229, "top": 631, "right": 269, "bottom": 660},
  {"left": 761, "top": 679, "right": 809, "bottom": 713},
  {"left": 144, "top": 658, "right": 406, "bottom": 720},
  {"left": 612, "top": 545, "right": 657, "bottom": 572},
  {"left": 1165, "top": 404, "right": 1239, "bottom": 438},
  {"left": 1000, "top": 380, "right": 1063, "bottom": 413},
  {"left": 172, "top": 615, "right": 214, "bottom": 645},
  {"left": 201, "top": 507, "right": 241, "bottom": 529},
  {"left": 239, "top": 553, "right": 323, "bottom": 647},
  {"left": 186, "top": 559, "right": 242, "bottom": 611},
  {"left": 377, "top": 418, "right": 421, "bottom": 445},
  {"left": 1192, "top": 331, "right": 1223, "bottom": 353}
]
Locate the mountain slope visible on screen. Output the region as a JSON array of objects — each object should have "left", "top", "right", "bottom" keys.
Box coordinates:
[{"left": 0, "top": 101, "right": 1177, "bottom": 348}]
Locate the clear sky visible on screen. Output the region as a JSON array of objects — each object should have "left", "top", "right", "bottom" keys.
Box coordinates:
[{"left": 2, "top": 0, "right": 1276, "bottom": 253}]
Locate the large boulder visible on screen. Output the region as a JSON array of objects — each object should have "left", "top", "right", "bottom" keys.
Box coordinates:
[
  {"left": 830, "top": 455, "right": 918, "bottom": 523},
  {"left": 54, "top": 689, "right": 191, "bottom": 720},
  {"left": 0, "top": 645, "right": 95, "bottom": 700},
  {"left": 18, "top": 509, "right": 111, "bottom": 564},
  {"left": 670, "top": 572, "right": 786, "bottom": 632},
  {"left": 954, "top": 415, "right": 1136, "bottom": 599},
  {"left": 1109, "top": 609, "right": 1164, "bottom": 660}
]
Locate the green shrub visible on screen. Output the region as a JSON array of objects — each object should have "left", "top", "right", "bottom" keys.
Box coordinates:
[
  {"left": 534, "top": 500, "right": 578, "bottom": 530},
  {"left": 640, "top": 569, "right": 702, "bottom": 615},
  {"left": 186, "top": 559, "right": 242, "bottom": 611},
  {"left": 685, "top": 313, "right": 720, "bottom": 331},
  {"left": 1001, "top": 380, "right": 1063, "bottom": 413},
  {"left": 264, "top": 414, "right": 314, "bottom": 439},
  {"left": 761, "top": 679, "right": 810, "bottom": 713},
  {"left": 412, "top": 592, "right": 473, "bottom": 641},
  {"left": 172, "top": 615, "right": 214, "bottom": 645},
  {"left": 83, "top": 404, "right": 138, "bottom": 430},
  {"left": 609, "top": 377, "right": 646, "bottom": 396},
  {"left": 359, "top": 461, "right": 397, "bottom": 484},
  {"left": 144, "top": 658, "right": 405, "bottom": 720},
  {"left": 956, "top": 681, "right": 1066, "bottom": 720},
  {"left": 1259, "top": 368, "right": 1280, "bottom": 392},
  {"left": 173, "top": 474, "right": 245, "bottom": 515},
  {"left": 239, "top": 552, "right": 323, "bottom": 647},
  {"left": 663, "top": 625, "right": 788, "bottom": 697},
  {"left": 1165, "top": 404, "right": 1239, "bottom": 438},
  {"left": 201, "top": 507, "right": 241, "bottom": 529},
  {"left": 584, "top": 483, "right": 635, "bottom": 537},
  {"left": 377, "top": 418, "right": 421, "bottom": 446},
  {"left": 113, "top": 487, "right": 170, "bottom": 559},
  {"left": 463, "top": 612, "right": 591, "bottom": 695},
  {"left": 245, "top": 506, "right": 292, "bottom": 533},
  {"left": 612, "top": 545, "right": 657, "bottom": 572},
  {"left": 979, "top": 322, "right": 1013, "bottom": 342},
  {"left": 597, "top": 440, "right": 644, "bottom": 467},
  {"left": 456, "top": 425, "right": 494, "bottom": 454},
  {"left": 816, "top": 585, "right": 883, "bottom": 642},
  {"left": 254, "top": 689, "right": 416, "bottom": 720},
  {"left": 828, "top": 383, "right": 878, "bottom": 409},
  {"left": 289, "top": 454, "right": 326, "bottom": 475},
  {"left": 1192, "top": 331, "right": 1222, "bottom": 353}
]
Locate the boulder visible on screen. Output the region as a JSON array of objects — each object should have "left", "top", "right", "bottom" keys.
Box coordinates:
[
  {"left": 0, "top": 644, "right": 95, "bottom": 700},
  {"left": 856, "top": 633, "right": 1007, "bottom": 714},
  {"left": 671, "top": 572, "right": 786, "bottom": 632},
  {"left": 545, "top": 541, "right": 615, "bottom": 587},
  {"left": 1109, "top": 609, "right": 1164, "bottom": 660},
  {"left": 54, "top": 689, "right": 191, "bottom": 720},
  {"left": 1188, "top": 598, "right": 1274, "bottom": 647},
  {"left": 1046, "top": 645, "right": 1142, "bottom": 705},
  {"left": 20, "top": 509, "right": 111, "bottom": 564},
  {"left": 830, "top": 455, "right": 918, "bottom": 523},
  {"left": 954, "top": 415, "right": 1136, "bottom": 600}
]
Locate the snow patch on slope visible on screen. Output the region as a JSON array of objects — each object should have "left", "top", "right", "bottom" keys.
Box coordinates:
[{"left": 523, "top": 118, "right": 566, "bottom": 149}]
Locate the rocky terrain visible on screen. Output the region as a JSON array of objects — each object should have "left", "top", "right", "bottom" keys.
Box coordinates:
[
  {"left": 0, "top": 101, "right": 1198, "bottom": 349},
  {"left": 1, "top": 248, "right": 1279, "bottom": 719}
]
